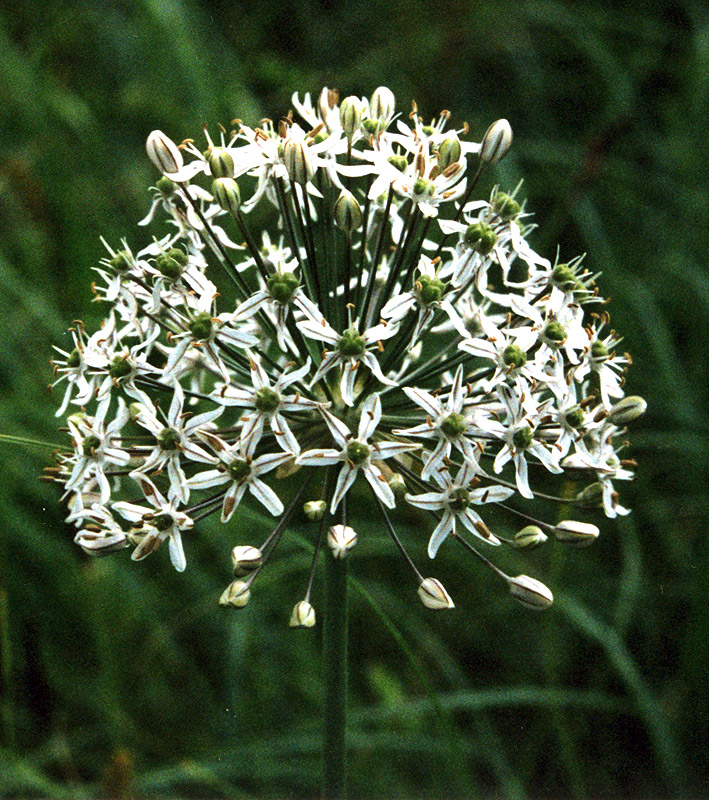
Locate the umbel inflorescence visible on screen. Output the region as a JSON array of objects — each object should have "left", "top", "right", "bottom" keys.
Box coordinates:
[{"left": 49, "top": 86, "right": 645, "bottom": 622}]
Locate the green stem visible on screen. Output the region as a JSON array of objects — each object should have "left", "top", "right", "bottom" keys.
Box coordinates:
[{"left": 322, "top": 550, "right": 348, "bottom": 800}]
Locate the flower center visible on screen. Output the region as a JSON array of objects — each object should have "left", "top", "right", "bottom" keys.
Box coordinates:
[
  {"left": 544, "top": 321, "right": 567, "bottom": 346},
  {"left": 417, "top": 274, "right": 446, "bottom": 306},
  {"left": 82, "top": 434, "right": 102, "bottom": 456},
  {"left": 492, "top": 193, "right": 520, "bottom": 220},
  {"left": 591, "top": 341, "right": 609, "bottom": 360},
  {"left": 254, "top": 387, "right": 280, "bottom": 413},
  {"left": 152, "top": 513, "right": 174, "bottom": 532},
  {"left": 440, "top": 413, "right": 467, "bottom": 439},
  {"left": 503, "top": 344, "right": 527, "bottom": 369},
  {"left": 67, "top": 348, "right": 82, "bottom": 368},
  {"left": 448, "top": 487, "right": 470, "bottom": 511},
  {"left": 156, "top": 248, "right": 188, "bottom": 280},
  {"left": 158, "top": 427, "right": 181, "bottom": 451},
  {"left": 267, "top": 271, "right": 300, "bottom": 304},
  {"left": 464, "top": 222, "right": 497, "bottom": 254},
  {"left": 565, "top": 406, "right": 585, "bottom": 429},
  {"left": 551, "top": 263, "right": 577, "bottom": 292},
  {"left": 346, "top": 440, "right": 370, "bottom": 465},
  {"left": 189, "top": 312, "right": 213, "bottom": 341},
  {"left": 109, "top": 356, "right": 133, "bottom": 381},
  {"left": 228, "top": 459, "right": 251, "bottom": 482},
  {"left": 512, "top": 426, "right": 533, "bottom": 450},
  {"left": 337, "top": 329, "right": 366, "bottom": 357},
  {"left": 387, "top": 154, "right": 408, "bottom": 172}
]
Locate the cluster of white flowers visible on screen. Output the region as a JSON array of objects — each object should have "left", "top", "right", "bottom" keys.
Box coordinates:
[{"left": 49, "top": 86, "right": 645, "bottom": 622}]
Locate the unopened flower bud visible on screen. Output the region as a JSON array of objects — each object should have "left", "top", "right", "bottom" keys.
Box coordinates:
[
  {"left": 609, "top": 396, "right": 647, "bottom": 425},
  {"left": 575, "top": 483, "right": 604, "bottom": 510},
  {"left": 219, "top": 579, "right": 251, "bottom": 608},
  {"left": 207, "top": 147, "right": 235, "bottom": 179},
  {"left": 340, "top": 96, "right": 364, "bottom": 138},
  {"left": 512, "top": 525, "right": 548, "bottom": 549},
  {"left": 480, "top": 119, "right": 513, "bottom": 165},
  {"left": 334, "top": 189, "right": 362, "bottom": 232},
  {"left": 289, "top": 600, "right": 316, "bottom": 628},
  {"left": 507, "top": 574, "right": 554, "bottom": 611},
  {"left": 388, "top": 473, "right": 407, "bottom": 496},
  {"left": 75, "top": 530, "right": 127, "bottom": 557},
  {"left": 327, "top": 524, "right": 357, "bottom": 559},
  {"left": 212, "top": 177, "right": 241, "bottom": 215},
  {"left": 283, "top": 137, "right": 314, "bottom": 185},
  {"left": 146, "top": 130, "right": 183, "bottom": 174},
  {"left": 437, "top": 133, "right": 462, "bottom": 170},
  {"left": 369, "top": 86, "right": 395, "bottom": 122},
  {"left": 554, "top": 520, "right": 600, "bottom": 548},
  {"left": 231, "top": 545, "right": 263, "bottom": 577},
  {"left": 304, "top": 500, "right": 326, "bottom": 521},
  {"left": 418, "top": 577, "right": 455, "bottom": 610}
]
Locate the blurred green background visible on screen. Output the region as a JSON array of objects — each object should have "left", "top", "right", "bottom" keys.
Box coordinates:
[{"left": 1, "top": 0, "right": 707, "bottom": 797}]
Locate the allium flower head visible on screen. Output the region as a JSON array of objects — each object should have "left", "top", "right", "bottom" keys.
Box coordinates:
[{"left": 49, "top": 85, "right": 644, "bottom": 620}]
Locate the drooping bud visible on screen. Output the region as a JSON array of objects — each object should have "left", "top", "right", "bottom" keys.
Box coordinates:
[
  {"left": 369, "top": 86, "right": 395, "bottom": 123},
  {"left": 609, "top": 396, "right": 647, "bottom": 425},
  {"left": 575, "top": 483, "right": 604, "bottom": 510},
  {"left": 219, "top": 579, "right": 251, "bottom": 608},
  {"left": 507, "top": 574, "right": 554, "bottom": 611},
  {"left": 334, "top": 189, "right": 362, "bottom": 233},
  {"left": 512, "top": 525, "right": 548, "bottom": 549},
  {"left": 289, "top": 600, "right": 316, "bottom": 628},
  {"left": 387, "top": 473, "right": 407, "bottom": 496},
  {"left": 75, "top": 530, "right": 128, "bottom": 557},
  {"left": 437, "top": 133, "right": 462, "bottom": 170},
  {"left": 207, "top": 147, "right": 235, "bottom": 179},
  {"left": 479, "top": 119, "right": 513, "bottom": 165},
  {"left": 303, "top": 500, "right": 326, "bottom": 521},
  {"left": 283, "top": 137, "right": 315, "bottom": 185},
  {"left": 231, "top": 545, "right": 263, "bottom": 577},
  {"left": 340, "top": 96, "right": 364, "bottom": 139},
  {"left": 212, "top": 177, "right": 241, "bottom": 215},
  {"left": 327, "top": 524, "right": 357, "bottom": 559},
  {"left": 554, "top": 520, "right": 600, "bottom": 548},
  {"left": 146, "top": 130, "right": 183, "bottom": 174},
  {"left": 418, "top": 577, "right": 455, "bottom": 610}
]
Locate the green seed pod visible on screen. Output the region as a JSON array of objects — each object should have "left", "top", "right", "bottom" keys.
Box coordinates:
[
  {"left": 212, "top": 177, "right": 241, "bottom": 215},
  {"left": 156, "top": 176, "right": 176, "bottom": 197},
  {"left": 387, "top": 154, "right": 408, "bottom": 172},
  {"left": 551, "top": 263, "right": 577, "bottom": 292},
  {"left": 493, "top": 192, "right": 521, "bottom": 220},
  {"left": 437, "top": 133, "right": 462, "bottom": 170},
  {"left": 346, "top": 440, "right": 370, "bottom": 465},
  {"left": 464, "top": 222, "right": 497, "bottom": 254},
  {"left": 155, "top": 248, "right": 188, "bottom": 281},
  {"left": 109, "top": 251, "right": 132, "bottom": 274},
  {"left": 334, "top": 189, "right": 362, "bottom": 232},
  {"left": 267, "top": 271, "right": 300, "bottom": 304},
  {"left": 417, "top": 274, "right": 446, "bottom": 305},
  {"left": 544, "top": 321, "right": 567, "bottom": 345}
]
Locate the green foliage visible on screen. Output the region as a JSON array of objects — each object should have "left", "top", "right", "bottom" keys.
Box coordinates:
[{"left": 0, "top": 0, "right": 706, "bottom": 797}]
